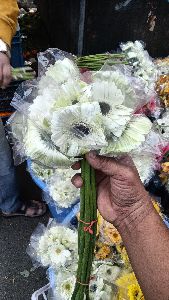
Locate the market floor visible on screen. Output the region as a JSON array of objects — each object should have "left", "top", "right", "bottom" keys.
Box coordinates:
[{"left": 0, "top": 164, "right": 50, "bottom": 300}]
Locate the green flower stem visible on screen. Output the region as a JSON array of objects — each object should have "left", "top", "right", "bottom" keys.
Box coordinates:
[
  {"left": 12, "top": 67, "right": 35, "bottom": 81},
  {"left": 71, "top": 158, "right": 97, "bottom": 300}
]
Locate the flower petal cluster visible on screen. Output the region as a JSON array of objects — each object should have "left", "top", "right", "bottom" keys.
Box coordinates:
[
  {"left": 48, "top": 168, "right": 80, "bottom": 208},
  {"left": 121, "top": 40, "right": 158, "bottom": 90},
  {"left": 29, "top": 224, "right": 78, "bottom": 269}
]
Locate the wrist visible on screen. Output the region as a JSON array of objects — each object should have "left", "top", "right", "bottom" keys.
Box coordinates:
[{"left": 113, "top": 194, "right": 154, "bottom": 234}]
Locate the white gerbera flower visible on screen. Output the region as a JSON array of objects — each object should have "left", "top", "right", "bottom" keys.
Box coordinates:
[
  {"left": 92, "top": 69, "right": 143, "bottom": 110},
  {"left": 48, "top": 169, "right": 80, "bottom": 208},
  {"left": 51, "top": 102, "right": 107, "bottom": 157},
  {"left": 24, "top": 121, "right": 76, "bottom": 167},
  {"left": 29, "top": 89, "right": 58, "bottom": 130},
  {"left": 101, "top": 115, "right": 152, "bottom": 155},
  {"left": 96, "top": 264, "right": 121, "bottom": 283},
  {"left": 45, "top": 58, "right": 79, "bottom": 84},
  {"left": 29, "top": 80, "right": 86, "bottom": 130},
  {"left": 80, "top": 69, "right": 144, "bottom": 138}
]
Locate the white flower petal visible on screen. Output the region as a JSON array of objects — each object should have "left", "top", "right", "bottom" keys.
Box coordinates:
[
  {"left": 51, "top": 102, "right": 107, "bottom": 157},
  {"left": 101, "top": 115, "right": 152, "bottom": 154},
  {"left": 24, "top": 121, "right": 76, "bottom": 167},
  {"left": 45, "top": 58, "right": 80, "bottom": 84}
]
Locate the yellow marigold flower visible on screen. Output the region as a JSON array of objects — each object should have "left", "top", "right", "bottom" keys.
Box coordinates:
[
  {"left": 156, "top": 75, "right": 169, "bottom": 107},
  {"left": 95, "top": 242, "right": 111, "bottom": 260},
  {"left": 104, "top": 226, "right": 122, "bottom": 245},
  {"left": 161, "top": 162, "right": 169, "bottom": 173},
  {"left": 98, "top": 213, "right": 122, "bottom": 245}
]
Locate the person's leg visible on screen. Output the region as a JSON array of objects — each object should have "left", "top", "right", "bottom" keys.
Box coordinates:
[{"left": 0, "top": 118, "right": 22, "bottom": 213}]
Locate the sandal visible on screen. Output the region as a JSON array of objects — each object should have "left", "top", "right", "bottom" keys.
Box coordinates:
[{"left": 2, "top": 200, "right": 47, "bottom": 218}]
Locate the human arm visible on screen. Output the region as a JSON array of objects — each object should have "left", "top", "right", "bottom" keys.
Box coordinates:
[
  {"left": 72, "top": 152, "right": 169, "bottom": 300},
  {"left": 0, "top": 0, "right": 19, "bottom": 87}
]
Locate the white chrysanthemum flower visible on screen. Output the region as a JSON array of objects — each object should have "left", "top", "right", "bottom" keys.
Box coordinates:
[
  {"left": 157, "top": 110, "right": 169, "bottom": 139},
  {"left": 51, "top": 102, "right": 107, "bottom": 157},
  {"left": 121, "top": 40, "right": 158, "bottom": 89},
  {"left": 55, "top": 271, "right": 76, "bottom": 300},
  {"left": 132, "top": 153, "right": 155, "bottom": 184},
  {"left": 101, "top": 115, "right": 152, "bottom": 155},
  {"left": 24, "top": 121, "right": 76, "bottom": 167},
  {"left": 31, "top": 162, "right": 54, "bottom": 181},
  {"left": 49, "top": 244, "right": 71, "bottom": 267},
  {"left": 45, "top": 58, "right": 79, "bottom": 84},
  {"left": 35, "top": 225, "right": 78, "bottom": 268},
  {"left": 96, "top": 264, "right": 121, "bottom": 283},
  {"left": 61, "top": 227, "right": 78, "bottom": 250},
  {"left": 47, "top": 226, "right": 63, "bottom": 242},
  {"left": 48, "top": 169, "right": 80, "bottom": 208}
]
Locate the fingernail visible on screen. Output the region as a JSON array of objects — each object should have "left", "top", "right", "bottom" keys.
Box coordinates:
[{"left": 87, "top": 151, "right": 97, "bottom": 159}]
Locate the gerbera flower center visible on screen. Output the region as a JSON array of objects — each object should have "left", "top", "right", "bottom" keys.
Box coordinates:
[
  {"left": 72, "top": 99, "right": 78, "bottom": 105},
  {"left": 99, "top": 102, "right": 111, "bottom": 115},
  {"left": 71, "top": 122, "right": 90, "bottom": 138},
  {"left": 106, "top": 269, "right": 112, "bottom": 275}
]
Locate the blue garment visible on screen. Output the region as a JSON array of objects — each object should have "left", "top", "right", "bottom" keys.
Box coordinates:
[{"left": 0, "top": 118, "right": 21, "bottom": 213}]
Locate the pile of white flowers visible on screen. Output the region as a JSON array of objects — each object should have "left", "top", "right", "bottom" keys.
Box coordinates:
[
  {"left": 27, "top": 222, "right": 78, "bottom": 269},
  {"left": 31, "top": 163, "right": 80, "bottom": 208},
  {"left": 121, "top": 40, "right": 158, "bottom": 90},
  {"left": 47, "top": 169, "right": 80, "bottom": 208},
  {"left": 28, "top": 221, "right": 122, "bottom": 300}
]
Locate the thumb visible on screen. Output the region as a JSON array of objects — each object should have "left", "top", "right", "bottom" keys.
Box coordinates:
[{"left": 86, "top": 151, "right": 119, "bottom": 176}]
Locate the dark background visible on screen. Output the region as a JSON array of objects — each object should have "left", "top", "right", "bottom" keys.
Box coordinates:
[{"left": 35, "top": 0, "right": 169, "bottom": 57}]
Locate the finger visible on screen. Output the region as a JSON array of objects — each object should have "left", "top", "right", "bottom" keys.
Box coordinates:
[
  {"left": 71, "top": 173, "right": 83, "bottom": 188},
  {"left": 71, "top": 161, "right": 81, "bottom": 170},
  {"left": 86, "top": 151, "right": 119, "bottom": 176},
  {"left": 2, "top": 64, "right": 12, "bottom": 88}
]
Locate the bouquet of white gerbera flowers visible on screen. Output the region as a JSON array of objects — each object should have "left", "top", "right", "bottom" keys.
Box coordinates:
[{"left": 8, "top": 48, "right": 156, "bottom": 300}]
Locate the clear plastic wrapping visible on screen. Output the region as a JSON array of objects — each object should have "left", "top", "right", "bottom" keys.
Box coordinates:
[
  {"left": 27, "top": 219, "right": 78, "bottom": 269},
  {"left": 8, "top": 47, "right": 156, "bottom": 171}
]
